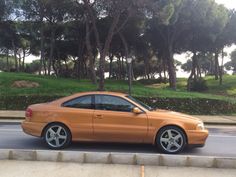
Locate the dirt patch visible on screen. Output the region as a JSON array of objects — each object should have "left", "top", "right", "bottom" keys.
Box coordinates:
[{"left": 12, "top": 80, "right": 40, "bottom": 88}]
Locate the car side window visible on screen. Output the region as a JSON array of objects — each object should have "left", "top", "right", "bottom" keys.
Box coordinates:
[
  {"left": 95, "top": 95, "right": 134, "bottom": 112},
  {"left": 63, "top": 95, "right": 93, "bottom": 109}
]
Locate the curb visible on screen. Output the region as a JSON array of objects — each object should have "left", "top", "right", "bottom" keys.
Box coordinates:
[{"left": 0, "top": 149, "right": 236, "bottom": 169}]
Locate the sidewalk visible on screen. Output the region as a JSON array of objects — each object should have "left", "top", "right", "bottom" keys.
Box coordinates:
[
  {"left": 0, "top": 110, "right": 236, "bottom": 125},
  {"left": 0, "top": 160, "right": 236, "bottom": 177}
]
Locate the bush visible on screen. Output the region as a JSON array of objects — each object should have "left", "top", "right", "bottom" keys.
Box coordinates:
[
  {"left": 188, "top": 78, "right": 208, "bottom": 92},
  {"left": 137, "top": 97, "right": 236, "bottom": 115},
  {"left": 0, "top": 96, "right": 61, "bottom": 110},
  {"left": 138, "top": 78, "right": 168, "bottom": 85},
  {"left": 1, "top": 95, "right": 236, "bottom": 115}
]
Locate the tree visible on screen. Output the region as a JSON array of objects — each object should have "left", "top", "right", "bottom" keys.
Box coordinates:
[
  {"left": 148, "top": 0, "right": 188, "bottom": 90},
  {"left": 225, "top": 50, "right": 236, "bottom": 74},
  {"left": 22, "top": 0, "right": 48, "bottom": 75},
  {"left": 82, "top": 0, "right": 148, "bottom": 90},
  {"left": 180, "top": 0, "right": 229, "bottom": 88}
]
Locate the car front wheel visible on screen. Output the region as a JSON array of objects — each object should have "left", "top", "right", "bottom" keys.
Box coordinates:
[{"left": 156, "top": 126, "right": 186, "bottom": 154}]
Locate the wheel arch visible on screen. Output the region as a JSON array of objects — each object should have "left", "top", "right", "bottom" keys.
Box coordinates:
[{"left": 41, "top": 121, "right": 72, "bottom": 138}]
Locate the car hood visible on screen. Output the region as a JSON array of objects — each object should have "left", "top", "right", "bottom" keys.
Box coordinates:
[{"left": 147, "top": 109, "right": 201, "bottom": 122}]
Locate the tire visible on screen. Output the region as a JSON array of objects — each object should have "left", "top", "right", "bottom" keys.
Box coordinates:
[
  {"left": 156, "top": 126, "right": 187, "bottom": 154},
  {"left": 43, "top": 123, "right": 72, "bottom": 150}
]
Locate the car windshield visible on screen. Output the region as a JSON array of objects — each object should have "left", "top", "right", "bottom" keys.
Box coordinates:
[{"left": 126, "top": 95, "right": 155, "bottom": 111}]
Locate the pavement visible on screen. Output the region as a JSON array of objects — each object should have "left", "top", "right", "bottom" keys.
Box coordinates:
[
  {"left": 0, "top": 160, "right": 236, "bottom": 177},
  {"left": 1, "top": 110, "right": 236, "bottom": 125}
]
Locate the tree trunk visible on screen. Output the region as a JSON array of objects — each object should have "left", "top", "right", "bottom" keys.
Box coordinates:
[
  {"left": 219, "top": 48, "right": 224, "bottom": 85},
  {"left": 121, "top": 57, "right": 125, "bottom": 79},
  {"left": 117, "top": 56, "right": 122, "bottom": 80},
  {"left": 214, "top": 50, "right": 219, "bottom": 80},
  {"left": 12, "top": 40, "right": 18, "bottom": 72},
  {"left": 187, "top": 51, "right": 198, "bottom": 91},
  {"left": 39, "top": 15, "right": 45, "bottom": 75},
  {"left": 76, "top": 38, "right": 84, "bottom": 80},
  {"left": 77, "top": 59, "right": 82, "bottom": 79},
  {"left": 189, "top": 52, "right": 198, "bottom": 79},
  {"left": 48, "top": 27, "right": 56, "bottom": 76},
  {"left": 22, "top": 49, "right": 26, "bottom": 71},
  {"left": 6, "top": 49, "right": 10, "bottom": 72},
  {"left": 85, "top": 19, "right": 97, "bottom": 84},
  {"left": 166, "top": 46, "right": 176, "bottom": 90},
  {"left": 98, "top": 13, "right": 121, "bottom": 91},
  {"left": 52, "top": 60, "right": 58, "bottom": 77},
  {"left": 109, "top": 55, "right": 113, "bottom": 79},
  {"left": 162, "top": 58, "right": 167, "bottom": 83},
  {"left": 119, "top": 32, "right": 129, "bottom": 80}
]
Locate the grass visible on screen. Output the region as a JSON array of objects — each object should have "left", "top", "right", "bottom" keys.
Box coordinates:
[{"left": 0, "top": 72, "right": 235, "bottom": 102}]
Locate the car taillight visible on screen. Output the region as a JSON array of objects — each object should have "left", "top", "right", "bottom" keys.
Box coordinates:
[{"left": 25, "top": 108, "right": 33, "bottom": 118}]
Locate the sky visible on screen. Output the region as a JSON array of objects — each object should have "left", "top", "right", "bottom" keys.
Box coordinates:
[{"left": 215, "top": 0, "right": 236, "bottom": 9}]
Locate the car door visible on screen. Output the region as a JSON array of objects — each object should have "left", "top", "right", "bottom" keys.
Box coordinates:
[
  {"left": 93, "top": 95, "right": 148, "bottom": 143},
  {"left": 62, "top": 95, "right": 94, "bottom": 141}
]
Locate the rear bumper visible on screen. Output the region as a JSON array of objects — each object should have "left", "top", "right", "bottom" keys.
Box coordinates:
[
  {"left": 21, "top": 120, "right": 47, "bottom": 137},
  {"left": 186, "top": 129, "right": 209, "bottom": 146}
]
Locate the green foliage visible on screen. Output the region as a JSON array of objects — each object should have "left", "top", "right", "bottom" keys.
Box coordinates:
[
  {"left": 0, "top": 55, "right": 15, "bottom": 71},
  {"left": 0, "top": 72, "right": 236, "bottom": 114},
  {"left": 139, "top": 97, "right": 236, "bottom": 115},
  {"left": 25, "top": 60, "right": 41, "bottom": 73},
  {"left": 225, "top": 49, "right": 236, "bottom": 73},
  {"left": 0, "top": 95, "right": 235, "bottom": 115},
  {"left": 0, "top": 0, "right": 5, "bottom": 20},
  {"left": 181, "top": 53, "right": 215, "bottom": 75},
  {"left": 138, "top": 78, "right": 167, "bottom": 85},
  {"left": 0, "top": 72, "right": 235, "bottom": 101},
  {"left": 188, "top": 78, "right": 208, "bottom": 92}
]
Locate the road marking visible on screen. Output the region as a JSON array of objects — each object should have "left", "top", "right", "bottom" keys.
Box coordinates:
[
  {"left": 0, "top": 129, "right": 22, "bottom": 132},
  {"left": 141, "top": 165, "right": 144, "bottom": 177},
  {"left": 209, "top": 135, "right": 236, "bottom": 138}
]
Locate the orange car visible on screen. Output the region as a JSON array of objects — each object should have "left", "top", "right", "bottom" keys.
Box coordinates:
[{"left": 21, "top": 91, "right": 208, "bottom": 154}]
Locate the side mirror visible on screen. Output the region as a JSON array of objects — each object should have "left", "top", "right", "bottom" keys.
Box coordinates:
[{"left": 132, "top": 107, "right": 142, "bottom": 114}]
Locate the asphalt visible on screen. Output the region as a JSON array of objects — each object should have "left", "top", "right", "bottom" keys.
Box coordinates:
[
  {"left": 1, "top": 111, "right": 236, "bottom": 158},
  {"left": 0, "top": 123, "right": 236, "bottom": 157},
  {"left": 1, "top": 110, "right": 236, "bottom": 125}
]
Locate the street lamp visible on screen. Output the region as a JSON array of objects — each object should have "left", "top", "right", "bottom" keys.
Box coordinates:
[{"left": 127, "top": 57, "right": 132, "bottom": 95}]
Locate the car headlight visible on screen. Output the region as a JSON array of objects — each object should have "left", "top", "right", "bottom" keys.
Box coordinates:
[{"left": 196, "top": 122, "right": 205, "bottom": 130}]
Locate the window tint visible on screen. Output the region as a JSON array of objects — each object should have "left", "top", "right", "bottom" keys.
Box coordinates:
[
  {"left": 95, "top": 95, "right": 134, "bottom": 112},
  {"left": 63, "top": 95, "right": 93, "bottom": 109}
]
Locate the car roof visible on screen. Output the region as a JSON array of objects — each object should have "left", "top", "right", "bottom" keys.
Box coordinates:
[
  {"left": 78, "top": 91, "right": 127, "bottom": 96},
  {"left": 74, "top": 91, "right": 127, "bottom": 97},
  {"left": 51, "top": 91, "right": 128, "bottom": 105}
]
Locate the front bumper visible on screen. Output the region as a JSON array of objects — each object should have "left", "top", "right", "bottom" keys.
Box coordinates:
[
  {"left": 21, "top": 120, "right": 47, "bottom": 137},
  {"left": 186, "top": 129, "right": 209, "bottom": 146}
]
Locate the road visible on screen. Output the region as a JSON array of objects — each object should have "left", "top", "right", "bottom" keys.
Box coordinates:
[{"left": 0, "top": 123, "right": 236, "bottom": 157}]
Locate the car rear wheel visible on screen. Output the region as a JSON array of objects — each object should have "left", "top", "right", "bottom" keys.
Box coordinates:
[
  {"left": 44, "top": 123, "right": 71, "bottom": 149},
  {"left": 156, "top": 126, "right": 186, "bottom": 154}
]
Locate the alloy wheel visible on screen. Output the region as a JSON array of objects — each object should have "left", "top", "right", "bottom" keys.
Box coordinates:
[
  {"left": 45, "top": 125, "right": 68, "bottom": 148},
  {"left": 159, "top": 128, "right": 184, "bottom": 153}
]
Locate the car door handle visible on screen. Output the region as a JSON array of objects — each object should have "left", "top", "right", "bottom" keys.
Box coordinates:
[{"left": 95, "top": 115, "right": 103, "bottom": 119}]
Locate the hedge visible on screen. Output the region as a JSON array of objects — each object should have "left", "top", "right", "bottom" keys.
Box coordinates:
[
  {"left": 0, "top": 95, "right": 236, "bottom": 115},
  {"left": 138, "top": 97, "right": 236, "bottom": 115}
]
